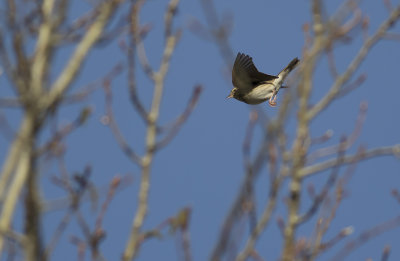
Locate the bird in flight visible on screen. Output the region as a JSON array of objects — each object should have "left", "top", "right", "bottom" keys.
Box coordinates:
[{"left": 228, "top": 52, "right": 299, "bottom": 107}]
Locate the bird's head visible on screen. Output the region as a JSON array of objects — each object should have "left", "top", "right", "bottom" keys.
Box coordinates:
[{"left": 227, "top": 88, "right": 238, "bottom": 99}]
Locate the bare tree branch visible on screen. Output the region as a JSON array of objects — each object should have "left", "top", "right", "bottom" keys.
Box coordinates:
[
  {"left": 0, "top": 116, "right": 34, "bottom": 254},
  {"left": 30, "top": 0, "right": 56, "bottom": 98},
  {"left": 122, "top": 0, "right": 183, "bottom": 259},
  {"left": 235, "top": 174, "right": 284, "bottom": 261},
  {"left": 45, "top": 0, "right": 123, "bottom": 108},
  {"left": 155, "top": 85, "right": 202, "bottom": 150},
  {"left": 127, "top": 10, "right": 150, "bottom": 124},
  {"left": 307, "top": 102, "right": 367, "bottom": 164},
  {"left": 130, "top": 0, "right": 155, "bottom": 81},
  {"left": 330, "top": 215, "right": 400, "bottom": 261},
  {"left": 102, "top": 66, "right": 143, "bottom": 166},
  {"left": 308, "top": 5, "right": 400, "bottom": 119},
  {"left": 301, "top": 145, "right": 400, "bottom": 178}
]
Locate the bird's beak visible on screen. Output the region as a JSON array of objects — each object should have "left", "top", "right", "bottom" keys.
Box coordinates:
[{"left": 226, "top": 93, "right": 233, "bottom": 99}]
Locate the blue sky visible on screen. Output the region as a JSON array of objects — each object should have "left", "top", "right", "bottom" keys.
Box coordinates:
[{"left": 1, "top": 0, "right": 400, "bottom": 260}]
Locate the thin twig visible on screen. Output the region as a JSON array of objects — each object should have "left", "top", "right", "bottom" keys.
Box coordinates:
[
  {"left": 309, "top": 147, "right": 361, "bottom": 259},
  {"left": 127, "top": 12, "right": 150, "bottom": 124},
  {"left": 131, "top": 0, "right": 155, "bottom": 80},
  {"left": 38, "top": 107, "right": 92, "bottom": 156},
  {"left": 381, "top": 245, "right": 391, "bottom": 261},
  {"left": 103, "top": 77, "right": 142, "bottom": 166},
  {"left": 301, "top": 144, "right": 400, "bottom": 178},
  {"left": 242, "top": 111, "right": 258, "bottom": 169},
  {"left": 95, "top": 176, "right": 121, "bottom": 230},
  {"left": 155, "top": 85, "right": 202, "bottom": 150},
  {"left": 329, "top": 215, "right": 400, "bottom": 261},
  {"left": 298, "top": 137, "right": 347, "bottom": 225},
  {"left": 307, "top": 101, "right": 367, "bottom": 163}
]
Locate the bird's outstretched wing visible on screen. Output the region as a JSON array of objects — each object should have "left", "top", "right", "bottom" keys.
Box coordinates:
[{"left": 232, "top": 53, "right": 277, "bottom": 91}]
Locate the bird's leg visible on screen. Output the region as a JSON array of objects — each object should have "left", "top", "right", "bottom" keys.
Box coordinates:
[{"left": 268, "top": 91, "right": 277, "bottom": 107}]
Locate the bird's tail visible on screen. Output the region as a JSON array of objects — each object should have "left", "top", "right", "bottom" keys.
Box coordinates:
[{"left": 278, "top": 57, "right": 300, "bottom": 79}]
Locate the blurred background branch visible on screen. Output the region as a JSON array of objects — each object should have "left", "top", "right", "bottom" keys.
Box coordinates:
[{"left": 0, "top": 0, "right": 399, "bottom": 260}]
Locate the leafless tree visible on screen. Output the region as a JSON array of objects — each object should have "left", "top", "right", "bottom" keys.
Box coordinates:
[
  {"left": 0, "top": 0, "right": 400, "bottom": 260},
  {"left": 0, "top": 0, "right": 200, "bottom": 260},
  {"left": 198, "top": 0, "right": 400, "bottom": 261}
]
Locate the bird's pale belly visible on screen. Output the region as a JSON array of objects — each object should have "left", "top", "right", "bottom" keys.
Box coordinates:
[{"left": 243, "top": 83, "right": 276, "bottom": 104}]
